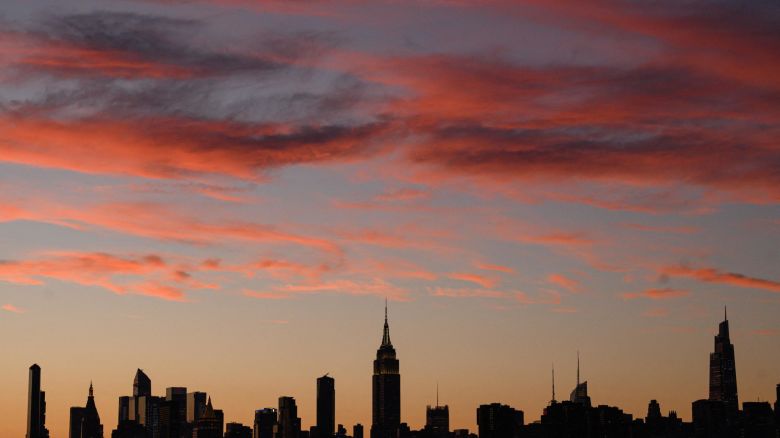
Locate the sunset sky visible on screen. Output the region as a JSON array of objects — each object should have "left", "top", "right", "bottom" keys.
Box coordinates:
[{"left": 1, "top": 0, "right": 780, "bottom": 436}]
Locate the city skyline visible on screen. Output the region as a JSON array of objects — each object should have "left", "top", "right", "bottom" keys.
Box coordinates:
[
  {"left": 13, "top": 307, "right": 780, "bottom": 437},
  {"left": 2, "top": 0, "right": 780, "bottom": 437}
]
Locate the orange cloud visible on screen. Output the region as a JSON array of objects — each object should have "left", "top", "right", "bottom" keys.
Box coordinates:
[
  {"left": 622, "top": 288, "right": 689, "bottom": 300},
  {"left": 0, "top": 252, "right": 201, "bottom": 301},
  {"left": 429, "top": 287, "right": 507, "bottom": 299},
  {"left": 662, "top": 265, "right": 780, "bottom": 293},
  {"left": 474, "top": 261, "right": 515, "bottom": 274},
  {"left": 448, "top": 272, "right": 496, "bottom": 289}
]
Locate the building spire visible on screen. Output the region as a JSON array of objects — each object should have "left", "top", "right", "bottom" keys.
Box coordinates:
[
  {"left": 552, "top": 363, "right": 556, "bottom": 403},
  {"left": 381, "top": 298, "right": 392, "bottom": 346},
  {"left": 436, "top": 382, "right": 439, "bottom": 407},
  {"left": 724, "top": 305, "right": 727, "bottom": 321},
  {"left": 577, "top": 351, "right": 580, "bottom": 386},
  {"left": 89, "top": 381, "right": 93, "bottom": 398}
]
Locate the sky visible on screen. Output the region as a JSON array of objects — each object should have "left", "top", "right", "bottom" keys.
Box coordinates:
[{"left": 1, "top": 0, "right": 780, "bottom": 436}]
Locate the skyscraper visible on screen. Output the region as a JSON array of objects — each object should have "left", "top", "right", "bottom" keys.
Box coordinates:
[
  {"left": 569, "top": 353, "right": 591, "bottom": 408},
  {"left": 187, "top": 392, "right": 208, "bottom": 424},
  {"left": 317, "top": 374, "right": 335, "bottom": 438},
  {"left": 708, "top": 308, "right": 738, "bottom": 415},
  {"left": 193, "top": 397, "right": 222, "bottom": 438},
  {"left": 425, "top": 405, "right": 449, "bottom": 438},
  {"left": 278, "top": 396, "right": 301, "bottom": 438},
  {"left": 69, "top": 382, "right": 104, "bottom": 438},
  {"left": 371, "top": 302, "right": 401, "bottom": 438},
  {"left": 133, "top": 369, "right": 151, "bottom": 397},
  {"left": 27, "top": 364, "right": 49, "bottom": 438},
  {"left": 254, "top": 408, "right": 278, "bottom": 438}
]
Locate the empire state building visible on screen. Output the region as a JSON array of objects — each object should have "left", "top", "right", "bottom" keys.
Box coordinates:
[{"left": 371, "top": 303, "right": 401, "bottom": 438}]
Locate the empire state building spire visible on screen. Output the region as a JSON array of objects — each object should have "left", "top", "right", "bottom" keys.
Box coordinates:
[{"left": 382, "top": 298, "right": 392, "bottom": 347}]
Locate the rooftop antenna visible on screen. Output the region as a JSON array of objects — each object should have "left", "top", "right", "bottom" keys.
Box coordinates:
[
  {"left": 552, "top": 363, "right": 556, "bottom": 403},
  {"left": 724, "top": 306, "right": 727, "bottom": 321},
  {"left": 436, "top": 382, "right": 439, "bottom": 407}
]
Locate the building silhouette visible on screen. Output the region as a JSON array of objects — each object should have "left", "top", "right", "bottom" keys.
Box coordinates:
[
  {"left": 254, "top": 408, "right": 278, "bottom": 438},
  {"left": 371, "top": 302, "right": 401, "bottom": 438},
  {"left": 708, "top": 308, "right": 738, "bottom": 415},
  {"left": 476, "top": 403, "right": 523, "bottom": 438},
  {"left": 317, "top": 374, "right": 335, "bottom": 438},
  {"left": 569, "top": 353, "right": 591, "bottom": 408},
  {"left": 27, "top": 364, "right": 50, "bottom": 438},
  {"left": 226, "top": 423, "right": 253, "bottom": 438},
  {"left": 133, "top": 369, "right": 151, "bottom": 398},
  {"left": 425, "top": 404, "right": 449, "bottom": 438},
  {"left": 193, "top": 397, "right": 223, "bottom": 438},
  {"left": 352, "top": 424, "right": 363, "bottom": 438},
  {"left": 278, "top": 396, "right": 301, "bottom": 438},
  {"left": 188, "top": 391, "right": 208, "bottom": 424},
  {"left": 69, "top": 382, "right": 104, "bottom": 438}
]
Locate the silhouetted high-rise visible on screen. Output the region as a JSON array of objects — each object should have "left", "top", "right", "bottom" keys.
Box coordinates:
[
  {"left": 425, "top": 405, "right": 449, "bottom": 438},
  {"left": 278, "top": 396, "right": 301, "bottom": 438},
  {"left": 188, "top": 391, "right": 208, "bottom": 424},
  {"left": 371, "top": 302, "right": 401, "bottom": 438},
  {"left": 352, "top": 424, "right": 363, "bottom": 438},
  {"left": 254, "top": 408, "right": 278, "bottom": 438},
  {"left": 193, "top": 397, "right": 222, "bottom": 438},
  {"left": 133, "top": 369, "right": 151, "bottom": 397},
  {"left": 70, "top": 382, "right": 104, "bottom": 438},
  {"left": 708, "top": 308, "right": 738, "bottom": 415},
  {"left": 569, "top": 353, "right": 591, "bottom": 408},
  {"left": 317, "top": 374, "right": 335, "bottom": 438},
  {"left": 27, "top": 364, "right": 49, "bottom": 438},
  {"left": 476, "top": 403, "right": 523, "bottom": 438}
]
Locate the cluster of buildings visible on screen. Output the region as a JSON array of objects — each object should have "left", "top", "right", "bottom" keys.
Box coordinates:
[{"left": 25, "top": 307, "right": 780, "bottom": 438}]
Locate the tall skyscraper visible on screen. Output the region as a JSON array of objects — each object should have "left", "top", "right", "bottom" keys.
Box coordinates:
[
  {"left": 69, "top": 382, "right": 104, "bottom": 438},
  {"left": 371, "top": 302, "right": 401, "bottom": 438},
  {"left": 27, "top": 364, "right": 49, "bottom": 438},
  {"left": 425, "top": 405, "right": 449, "bottom": 438},
  {"left": 254, "top": 408, "right": 278, "bottom": 438},
  {"left": 352, "top": 424, "right": 363, "bottom": 438},
  {"left": 133, "top": 369, "right": 151, "bottom": 398},
  {"left": 165, "top": 387, "right": 187, "bottom": 437},
  {"left": 708, "top": 308, "right": 738, "bottom": 415},
  {"left": 278, "top": 397, "right": 301, "bottom": 438},
  {"left": 317, "top": 374, "right": 335, "bottom": 438}
]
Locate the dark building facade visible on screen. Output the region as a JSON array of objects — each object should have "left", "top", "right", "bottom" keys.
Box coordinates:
[
  {"left": 226, "top": 423, "right": 253, "bottom": 438},
  {"left": 27, "top": 364, "right": 50, "bottom": 438},
  {"left": 317, "top": 375, "right": 336, "bottom": 438},
  {"left": 371, "top": 304, "right": 401, "bottom": 438},
  {"left": 187, "top": 391, "right": 208, "bottom": 424},
  {"left": 425, "top": 405, "right": 449, "bottom": 438},
  {"left": 708, "top": 310, "right": 738, "bottom": 415},
  {"left": 133, "top": 370, "right": 151, "bottom": 398},
  {"left": 69, "top": 382, "right": 103, "bottom": 438},
  {"left": 477, "top": 403, "right": 523, "bottom": 438},
  {"left": 278, "top": 396, "right": 301, "bottom": 438},
  {"left": 254, "top": 408, "right": 278, "bottom": 438},
  {"left": 193, "top": 398, "right": 222, "bottom": 438}
]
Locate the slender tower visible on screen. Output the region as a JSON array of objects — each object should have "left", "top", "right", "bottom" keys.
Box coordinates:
[
  {"left": 371, "top": 300, "right": 400, "bottom": 438},
  {"left": 27, "top": 364, "right": 48, "bottom": 438},
  {"left": 709, "top": 307, "right": 738, "bottom": 415}
]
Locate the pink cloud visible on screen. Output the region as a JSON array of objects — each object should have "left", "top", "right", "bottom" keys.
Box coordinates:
[
  {"left": 622, "top": 288, "right": 689, "bottom": 300},
  {"left": 2, "top": 303, "right": 26, "bottom": 314},
  {"left": 547, "top": 273, "right": 580, "bottom": 292},
  {"left": 662, "top": 265, "right": 780, "bottom": 293},
  {"left": 448, "top": 272, "right": 496, "bottom": 289}
]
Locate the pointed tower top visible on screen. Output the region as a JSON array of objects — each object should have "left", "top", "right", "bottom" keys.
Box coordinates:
[
  {"left": 89, "top": 381, "right": 94, "bottom": 398},
  {"left": 552, "top": 363, "right": 556, "bottom": 403},
  {"left": 577, "top": 351, "right": 580, "bottom": 386},
  {"left": 381, "top": 299, "right": 392, "bottom": 347},
  {"left": 724, "top": 306, "right": 728, "bottom": 321},
  {"left": 436, "top": 382, "right": 439, "bottom": 407}
]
